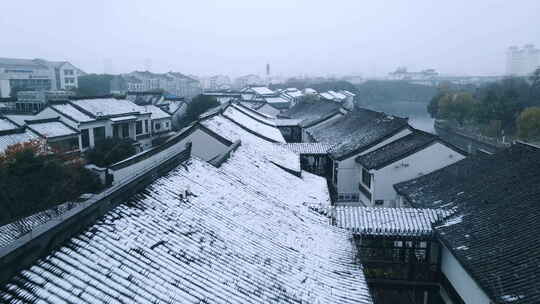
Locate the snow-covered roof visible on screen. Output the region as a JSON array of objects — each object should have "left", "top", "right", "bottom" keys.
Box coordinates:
[
  {"left": 355, "top": 130, "right": 443, "bottom": 170},
  {"left": 0, "top": 129, "right": 38, "bottom": 153},
  {"left": 395, "top": 143, "right": 540, "bottom": 304},
  {"left": 50, "top": 103, "right": 95, "bottom": 123},
  {"left": 264, "top": 96, "right": 291, "bottom": 109},
  {"left": 328, "top": 91, "right": 347, "bottom": 100},
  {"left": 281, "top": 143, "right": 335, "bottom": 155},
  {"left": 232, "top": 103, "right": 277, "bottom": 126},
  {"left": 332, "top": 206, "right": 450, "bottom": 238},
  {"left": 109, "top": 115, "right": 138, "bottom": 123},
  {"left": 26, "top": 119, "right": 79, "bottom": 139},
  {"left": 273, "top": 118, "right": 302, "bottom": 126},
  {"left": 320, "top": 92, "right": 335, "bottom": 100},
  {"left": 143, "top": 105, "right": 171, "bottom": 120},
  {"left": 281, "top": 101, "right": 344, "bottom": 127},
  {"left": 70, "top": 98, "right": 145, "bottom": 118},
  {"left": 0, "top": 118, "right": 19, "bottom": 131},
  {"left": 341, "top": 90, "right": 355, "bottom": 97},
  {"left": 307, "top": 108, "right": 410, "bottom": 160},
  {"left": 0, "top": 150, "right": 373, "bottom": 303},
  {"left": 222, "top": 104, "right": 285, "bottom": 143},
  {"left": 201, "top": 108, "right": 300, "bottom": 173},
  {"left": 303, "top": 88, "right": 317, "bottom": 95},
  {"left": 3, "top": 114, "right": 40, "bottom": 127},
  {"left": 250, "top": 86, "right": 274, "bottom": 95}
]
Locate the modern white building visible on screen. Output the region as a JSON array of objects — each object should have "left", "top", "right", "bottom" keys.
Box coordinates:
[
  {"left": 0, "top": 58, "right": 84, "bottom": 98},
  {"left": 111, "top": 71, "right": 202, "bottom": 99}
]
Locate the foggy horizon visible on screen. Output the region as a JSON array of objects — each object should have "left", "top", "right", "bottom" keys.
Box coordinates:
[{"left": 2, "top": 0, "right": 540, "bottom": 77}]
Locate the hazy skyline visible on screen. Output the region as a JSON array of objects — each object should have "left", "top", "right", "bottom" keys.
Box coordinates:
[{"left": 2, "top": 0, "right": 539, "bottom": 77}]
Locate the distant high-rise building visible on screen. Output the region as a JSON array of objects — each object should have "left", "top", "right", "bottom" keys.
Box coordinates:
[{"left": 506, "top": 44, "right": 540, "bottom": 76}]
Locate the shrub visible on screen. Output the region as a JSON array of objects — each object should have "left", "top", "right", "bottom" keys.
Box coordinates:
[{"left": 86, "top": 137, "right": 137, "bottom": 167}]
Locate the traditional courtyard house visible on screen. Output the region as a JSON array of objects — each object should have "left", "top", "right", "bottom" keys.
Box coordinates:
[
  {"left": 263, "top": 95, "right": 291, "bottom": 111},
  {"left": 279, "top": 87, "right": 304, "bottom": 107},
  {"left": 331, "top": 206, "right": 451, "bottom": 304},
  {"left": 230, "top": 101, "right": 303, "bottom": 141},
  {"left": 202, "top": 91, "right": 242, "bottom": 104},
  {"left": 197, "top": 103, "right": 301, "bottom": 175},
  {"left": 0, "top": 117, "right": 38, "bottom": 153},
  {"left": 142, "top": 105, "right": 172, "bottom": 136},
  {"left": 355, "top": 130, "right": 465, "bottom": 207},
  {"left": 22, "top": 98, "right": 152, "bottom": 151},
  {"left": 306, "top": 109, "right": 411, "bottom": 204},
  {"left": 240, "top": 86, "right": 275, "bottom": 99},
  {"left": 24, "top": 117, "right": 81, "bottom": 152},
  {"left": 274, "top": 118, "right": 303, "bottom": 142},
  {"left": 281, "top": 142, "right": 334, "bottom": 177},
  {"left": 0, "top": 108, "right": 374, "bottom": 304},
  {"left": 394, "top": 142, "right": 540, "bottom": 304},
  {"left": 280, "top": 100, "right": 348, "bottom": 142}
]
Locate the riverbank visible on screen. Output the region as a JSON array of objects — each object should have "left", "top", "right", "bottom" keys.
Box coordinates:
[{"left": 434, "top": 120, "right": 510, "bottom": 154}]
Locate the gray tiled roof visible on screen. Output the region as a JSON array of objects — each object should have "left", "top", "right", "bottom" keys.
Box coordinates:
[
  {"left": 355, "top": 130, "right": 439, "bottom": 169},
  {"left": 0, "top": 147, "right": 373, "bottom": 304},
  {"left": 281, "top": 101, "right": 344, "bottom": 126},
  {"left": 395, "top": 142, "right": 540, "bottom": 304},
  {"left": 281, "top": 143, "right": 334, "bottom": 154},
  {"left": 308, "top": 108, "right": 409, "bottom": 160},
  {"left": 332, "top": 206, "right": 450, "bottom": 237}
]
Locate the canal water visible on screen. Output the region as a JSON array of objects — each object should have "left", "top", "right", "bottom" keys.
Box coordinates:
[{"left": 362, "top": 101, "right": 435, "bottom": 134}]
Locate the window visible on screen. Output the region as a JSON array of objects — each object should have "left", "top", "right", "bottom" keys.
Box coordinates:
[
  {"left": 64, "top": 77, "right": 75, "bottom": 84},
  {"left": 64, "top": 69, "right": 74, "bottom": 76},
  {"left": 362, "top": 168, "right": 371, "bottom": 188},
  {"left": 93, "top": 126, "right": 105, "bottom": 143},
  {"left": 337, "top": 193, "right": 359, "bottom": 202},
  {"left": 165, "top": 122, "right": 169, "bottom": 128},
  {"left": 136, "top": 121, "right": 143, "bottom": 134},
  {"left": 375, "top": 200, "right": 384, "bottom": 205},
  {"left": 333, "top": 161, "right": 339, "bottom": 185},
  {"left": 154, "top": 122, "right": 161, "bottom": 130},
  {"left": 145, "top": 120, "right": 149, "bottom": 133},
  {"left": 81, "top": 129, "right": 90, "bottom": 148},
  {"left": 122, "top": 123, "right": 129, "bottom": 138},
  {"left": 113, "top": 124, "right": 120, "bottom": 138}
]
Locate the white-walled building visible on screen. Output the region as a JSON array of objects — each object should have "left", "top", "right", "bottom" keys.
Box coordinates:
[
  {"left": 355, "top": 130, "right": 465, "bottom": 207},
  {"left": 0, "top": 58, "right": 84, "bottom": 98},
  {"left": 394, "top": 142, "right": 540, "bottom": 304},
  {"left": 11, "top": 98, "right": 154, "bottom": 151}
]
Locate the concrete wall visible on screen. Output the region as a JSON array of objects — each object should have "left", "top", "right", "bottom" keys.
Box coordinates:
[
  {"left": 371, "top": 142, "right": 465, "bottom": 206},
  {"left": 441, "top": 244, "right": 492, "bottom": 304}
]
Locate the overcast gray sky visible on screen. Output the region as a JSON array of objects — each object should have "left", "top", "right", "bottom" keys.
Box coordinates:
[{"left": 2, "top": 0, "right": 539, "bottom": 77}]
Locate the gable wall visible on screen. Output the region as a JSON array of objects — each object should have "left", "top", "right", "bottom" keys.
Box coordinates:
[
  {"left": 334, "top": 128, "right": 411, "bottom": 204},
  {"left": 372, "top": 142, "right": 465, "bottom": 206},
  {"left": 440, "top": 244, "right": 492, "bottom": 304}
]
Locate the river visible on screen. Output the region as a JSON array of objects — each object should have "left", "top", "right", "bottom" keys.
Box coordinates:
[{"left": 362, "top": 101, "right": 435, "bottom": 134}]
